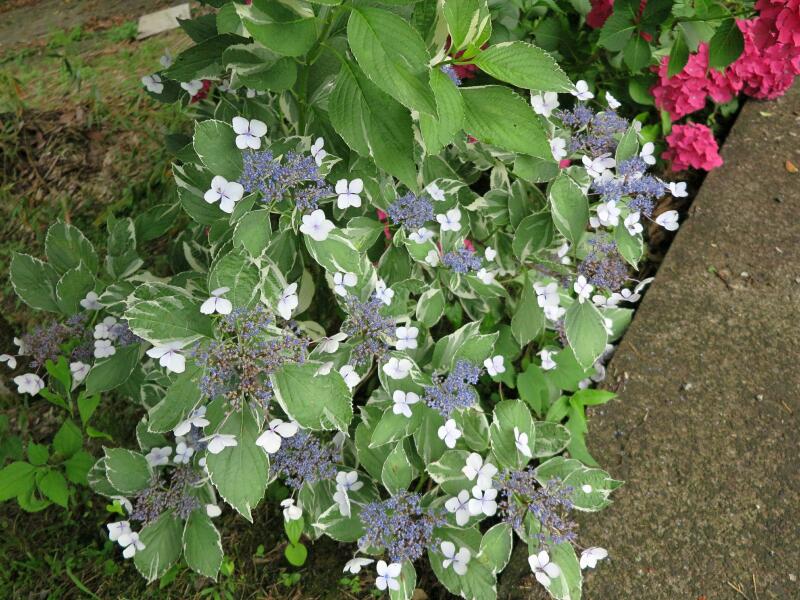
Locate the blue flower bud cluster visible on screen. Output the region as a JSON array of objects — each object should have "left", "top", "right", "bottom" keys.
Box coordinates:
[
  {"left": 239, "top": 150, "right": 331, "bottom": 212},
  {"left": 423, "top": 360, "right": 482, "bottom": 417},
  {"left": 270, "top": 431, "right": 337, "bottom": 489}
]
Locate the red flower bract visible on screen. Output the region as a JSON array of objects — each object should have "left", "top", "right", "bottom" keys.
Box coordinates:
[{"left": 662, "top": 123, "right": 723, "bottom": 172}]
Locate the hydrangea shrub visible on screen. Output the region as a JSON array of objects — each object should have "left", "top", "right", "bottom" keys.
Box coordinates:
[{"left": 4, "top": 1, "right": 689, "bottom": 598}]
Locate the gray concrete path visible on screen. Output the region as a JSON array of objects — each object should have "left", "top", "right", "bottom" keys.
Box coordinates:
[{"left": 502, "top": 84, "right": 800, "bottom": 599}]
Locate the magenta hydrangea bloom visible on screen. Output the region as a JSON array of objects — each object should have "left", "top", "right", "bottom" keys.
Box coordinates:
[
  {"left": 727, "top": 19, "right": 800, "bottom": 100},
  {"left": 754, "top": 0, "right": 800, "bottom": 53},
  {"left": 662, "top": 124, "right": 723, "bottom": 172},
  {"left": 586, "top": 0, "right": 614, "bottom": 29}
]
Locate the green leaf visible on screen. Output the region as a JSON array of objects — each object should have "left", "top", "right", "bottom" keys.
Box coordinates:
[
  {"left": 623, "top": 34, "right": 651, "bottom": 71},
  {"left": 27, "top": 442, "right": 49, "bottom": 466},
  {"left": 514, "top": 155, "right": 560, "bottom": 184},
  {"left": 207, "top": 250, "right": 261, "bottom": 309},
  {"left": 329, "top": 61, "right": 417, "bottom": 190},
  {"left": 126, "top": 283, "right": 214, "bottom": 346},
  {"left": 511, "top": 271, "right": 545, "bottom": 348},
  {"left": 77, "top": 393, "right": 101, "bottom": 427},
  {"left": 284, "top": 542, "right": 308, "bottom": 566},
  {"left": 0, "top": 461, "right": 36, "bottom": 501},
  {"left": 134, "top": 513, "right": 184, "bottom": 583},
  {"left": 472, "top": 42, "right": 572, "bottom": 92},
  {"left": 533, "top": 541, "right": 582, "bottom": 600},
  {"left": 549, "top": 173, "right": 589, "bottom": 245},
  {"left": 148, "top": 366, "right": 203, "bottom": 433},
  {"left": 163, "top": 34, "right": 246, "bottom": 81},
  {"left": 667, "top": 31, "right": 690, "bottom": 77},
  {"left": 64, "top": 450, "right": 94, "bottom": 486},
  {"left": 184, "top": 511, "right": 223, "bottom": 579},
  {"left": 419, "top": 66, "right": 465, "bottom": 155},
  {"left": 532, "top": 421, "right": 571, "bottom": 457},
  {"left": 347, "top": 7, "right": 436, "bottom": 115},
  {"left": 270, "top": 362, "right": 353, "bottom": 431},
  {"left": 370, "top": 405, "right": 422, "bottom": 448},
  {"left": 416, "top": 286, "right": 445, "bottom": 328},
  {"left": 389, "top": 561, "right": 417, "bottom": 600},
  {"left": 38, "top": 469, "right": 69, "bottom": 508},
  {"left": 443, "top": 0, "right": 492, "bottom": 53},
  {"left": 242, "top": 10, "right": 317, "bottom": 57},
  {"left": 53, "top": 420, "right": 82, "bottom": 458},
  {"left": 105, "top": 217, "right": 142, "bottom": 280},
  {"left": 489, "top": 400, "right": 534, "bottom": 470},
  {"left": 461, "top": 86, "right": 551, "bottom": 159},
  {"left": 46, "top": 222, "right": 98, "bottom": 274},
  {"left": 104, "top": 448, "right": 152, "bottom": 495},
  {"left": 381, "top": 441, "right": 413, "bottom": 495},
  {"left": 206, "top": 407, "right": 269, "bottom": 521},
  {"left": 517, "top": 364, "right": 550, "bottom": 417},
  {"left": 194, "top": 119, "right": 244, "bottom": 181},
  {"left": 477, "top": 522, "right": 513, "bottom": 574},
  {"left": 564, "top": 301, "right": 608, "bottom": 369},
  {"left": 598, "top": 7, "right": 637, "bottom": 52},
  {"left": 55, "top": 262, "right": 95, "bottom": 315},
  {"left": 615, "top": 222, "right": 643, "bottom": 267},
  {"left": 614, "top": 125, "right": 639, "bottom": 163},
  {"left": 233, "top": 209, "right": 272, "bottom": 256},
  {"left": 512, "top": 212, "right": 553, "bottom": 263},
  {"left": 426, "top": 449, "right": 471, "bottom": 495},
  {"left": 708, "top": 18, "right": 744, "bottom": 69},
  {"left": 9, "top": 253, "right": 60, "bottom": 312},
  {"left": 84, "top": 343, "right": 140, "bottom": 396}
]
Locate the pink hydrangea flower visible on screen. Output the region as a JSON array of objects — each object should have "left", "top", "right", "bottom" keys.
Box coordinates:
[
  {"left": 651, "top": 44, "right": 737, "bottom": 120},
  {"left": 587, "top": 0, "right": 614, "bottom": 29},
  {"left": 754, "top": 0, "right": 800, "bottom": 52},
  {"left": 727, "top": 19, "right": 800, "bottom": 100},
  {"left": 662, "top": 124, "right": 723, "bottom": 172}
]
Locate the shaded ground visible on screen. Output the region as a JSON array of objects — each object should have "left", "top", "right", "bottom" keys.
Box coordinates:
[{"left": 503, "top": 85, "right": 800, "bottom": 598}]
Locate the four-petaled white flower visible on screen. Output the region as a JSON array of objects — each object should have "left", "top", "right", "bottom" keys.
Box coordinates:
[
  {"left": 582, "top": 153, "right": 616, "bottom": 179},
  {"left": 438, "top": 418, "right": 462, "bottom": 449},
  {"left": 107, "top": 520, "right": 131, "bottom": 542},
  {"left": 200, "top": 287, "right": 233, "bottom": 315},
  {"left": 94, "top": 316, "right": 118, "bottom": 340},
  {"left": 315, "top": 361, "right": 334, "bottom": 376},
  {"left": 595, "top": 200, "right": 621, "bottom": 227},
  {"left": 318, "top": 332, "right": 347, "bottom": 354},
  {"left": 119, "top": 531, "right": 145, "bottom": 559},
  {"left": 529, "top": 550, "right": 561, "bottom": 586},
  {"left": 333, "top": 271, "right": 357, "bottom": 297},
  {"left": 333, "top": 470, "right": 363, "bottom": 517},
  {"left": 544, "top": 304, "right": 566, "bottom": 321},
  {"left": 392, "top": 390, "right": 420, "bottom": 418},
  {"left": 174, "top": 441, "right": 194, "bottom": 464},
  {"left": 534, "top": 282, "right": 560, "bottom": 309},
  {"left": 374, "top": 279, "right": 394, "bottom": 306},
  {"left": 204, "top": 176, "right": 244, "bottom": 214},
  {"left": 485, "top": 246, "right": 497, "bottom": 261},
  {"left": 425, "top": 250, "right": 440, "bottom": 267},
  {"left": 232, "top": 116, "right": 268, "bottom": 150},
  {"left": 445, "top": 489, "right": 471, "bottom": 526},
  {"left": 141, "top": 73, "right": 163, "bottom": 94},
  {"left": 605, "top": 91, "right": 621, "bottom": 109},
  {"left": 382, "top": 357, "right": 412, "bottom": 380},
  {"left": 668, "top": 181, "right": 688, "bottom": 197},
  {"left": 655, "top": 210, "right": 679, "bottom": 231},
  {"left": 146, "top": 341, "right": 185, "bottom": 374},
  {"left": 574, "top": 275, "right": 593, "bottom": 304},
  {"left": 205, "top": 433, "right": 238, "bottom": 454},
  {"left": 514, "top": 426, "right": 532, "bottom": 458},
  {"left": 375, "top": 560, "right": 402, "bottom": 591},
  {"left": 426, "top": 181, "right": 445, "bottom": 201},
  {"left": 468, "top": 485, "right": 498, "bottom": 516},
  {"left": 557, "top": 242, "right": 571, "bottom": 265},
  {"left": 146, "top": 446, "right": 172, "bottom": 467},
  {"left": 80, "top": 291, "right": 102, "bottom": 310},
  {"left": 180, "top": 79, "right": 203, "bottom": 96},
  {"left": 550, "top": 137, "right": 567, "bottom": 161},
  {"left": 277, "top": 282, "right": 299, "bottom": 320},
  {"left": 409, "top": 227, "right": 434, "bottom": 244},
  {"left": 624, "top": 211, "right": 643, "bottom": 236},
  {"left": 343, "top": 557, "right": 374, "bottom": 574},
  {"left": 394, "top": 326, "right": 419, "bottom": 350},
  {"left": 310, "top": 137, "right": 326, "bottom": 166},
  {"left": 571, "top": 80, "right": 594, "bottom": 101},
  {"left": 174, "top": 406, "right": 210, "bottom": 437},
  {"left": 580, "top": 547, "right": 608, "bottom": 570},
  {"left": 441, "top": 541, "right": 471, "bottom": 575},
  {"left": 69, "top": 361, "right": 88, "bottom": 382},
  {"left": 335, "top": 178, "right": 363, "bottom": 209},
  {"left": 462, "top": 453, "right": 497, "bottom": 490},
  {"left": 159, "top": 51, "right": 173, "bottom": 68},
  {"left": 484, "top": 355, "right": 505, "bottom": 377},
  {"left": 206, "top": 504, "right": 222, "bottom": 518},
  {"left": 339, "top": 364, "right": 360, "bottom": 389},
  {"left": 300, "top": 209, "right": 335, "bottom": 241},
  {"left": 639, "top": 142, "right": 656, "bottom": 166},
  {"left": 531, "top": 91, "right": 559, "bottom": 117},
  {"left": 476, "top": 268, "right": 495, "bottom": 285},
  {"left": 436, "top": 207, "right": 462, "bottom": 232},
  {"left": 94, "top": 339, "right": 116, "bottom": 359},
  {"left": 281, "top": 498, "right": 303, "bottom": 521},
  {"left": 13, "top": 373, "right": 44, "bottom": 396},
  {"left": 0, "top": 354, "right": 17, "bottom": 370},
  {"left": 539, "top": 349, "right": 557, "bottom": 371},
  {"left": 255, "top": 418, "right": 299, "bottom": 454}
]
